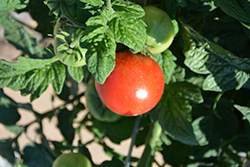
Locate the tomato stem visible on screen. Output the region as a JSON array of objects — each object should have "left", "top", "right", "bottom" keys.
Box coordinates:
[
  {"left": 124, "top": 114, "right": 142, "bottom": 167},
  {"left": 137, "top": 121, "right": 162, "bottom": 167}
]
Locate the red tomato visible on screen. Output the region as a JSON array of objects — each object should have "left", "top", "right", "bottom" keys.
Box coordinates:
[{"left": 95, "top": 52, "right": 165, "bottom": 116}]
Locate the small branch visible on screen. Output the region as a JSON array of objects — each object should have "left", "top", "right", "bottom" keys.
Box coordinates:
[
  {"left": 124, "top": 114, "right": 142, "bottom": 167},
  {"left": 107, "top": 0, "right": 112, "bottom": 9},
  {"left": 137, "top": 121, "right": 162, "bottom": 167}
]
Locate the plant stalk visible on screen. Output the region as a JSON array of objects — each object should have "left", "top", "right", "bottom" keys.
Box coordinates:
[
  {"left": 137, "top": 121, "right": 162, "bottom": 167},
  {"left": 124, "top": 114, "right": 142, "bottom": 167}
]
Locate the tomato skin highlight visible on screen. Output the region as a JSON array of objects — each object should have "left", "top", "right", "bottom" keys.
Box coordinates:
[
  {"left": 95, "top": 52, "right": 165, "bottom": 116},
  {"left": 142, "top": 6, "right": 175, "bottom": 54}
]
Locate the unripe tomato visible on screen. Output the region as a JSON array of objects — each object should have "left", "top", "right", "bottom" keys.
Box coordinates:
[
  {"left": 52, "top": 153, "right": 92, "bottom": 167},
  {"left": 85, "top": 80, "right": 122, "bottom": 122},
  {"left": 142, "top": 6, "right": 175, "bottom": 54},
  {"left": 95, "top": 52, "right": 165, "bottom": 116},
  {"left": 54, "top": 23, "right": 87, "bottom": 67}
]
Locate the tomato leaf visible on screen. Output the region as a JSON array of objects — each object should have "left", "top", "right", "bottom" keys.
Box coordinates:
[
  {"left": 150, "top": 81, "right": 203, "bottom": 145},
  {"left": 23, "top": 0, "right": 55, "bottom": 37},
  {"left": 0, "top": 12, "right": 53, "bottom": 59},
  {"left": 112, "top": 1, "right": 145, "bottom": 18},
  {"left": 23, "top": 143, "right": 54, "bottom": 167},
  {"left": 0, "top": 89, "right": 21, "bottom": 125},
  {"left": 79, "top": 0, "right": 104, "bottom": 6},
  {"left": 234, "top": 104, "right": 250, "bottom": 123},
  {"left": 0, "top": 0, "right": 29, "bottom": 11},
  {"left": 214, "top": 0, "right": 250, "bottom": 23},
  {"left": 0, "top": 57, "right": 65, "bottom": 102},
  {"left": 183, "top": 25, "right": 250, "bottom": 92},
  {"left": 4, "top": 125, "right": 22, "bottom": 135},
  {"left": 57, "top": 108, "right": 75, "bottom": 144},
  {"left": 109, "top": 1, "right": 147, "bottom": 52},
  {"left": 99, "top": 156, "right": 124, "bottom": 167},
  {"left": 192, "top": 117, "right": 209, "bottom": 146},
  {"left": 152, "top": 50, "right": 177, "bottom": 84},
  {"left": 0, "top": 140, "right": 15, "bottom": 166},
  {"left": 67, "top": 66, "right": 85, "bottom": 83},
  {"left": 88, "top": 117, "right": 135, "bottom": 144},
  {"left": 81, "top": 15, "right": 116, "bottom": 84},
  {"left": 109, "top": 17, "right": 146, "bottom": 53}
]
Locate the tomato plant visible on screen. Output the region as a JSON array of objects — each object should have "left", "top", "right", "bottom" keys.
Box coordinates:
[
  {"left": 85, "top": 80, "right": 122, "bottom": 122},
  {"left": 95, "top": 52, "right": 165, "bottom": 116},
  {"left": 45, "top": 0, "right": 77, "bottom": 18},
  {"left": 52, "top": 153, "right": 92, "bottom": 167},
  {"left": 1, "top": 0, "right": 250, "bottom": 167},
  {"left": 53, "top": 23, "right": 87, "bottom": 67},
  {"left": 142, "top": 6, "right": 175, "bottom": 54}
]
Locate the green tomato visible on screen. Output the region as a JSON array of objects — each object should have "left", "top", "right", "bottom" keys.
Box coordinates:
[
  {"left": 54, "top": 23, "right": 87, "bottom": 67},
  {"left": 52, "top": 153, "right": 92, "bottom": 167},
  {"left": 142, "top": 6, "right": 175, "bottom": 54},
  {"left": 85, "top": 80, "right": 122, "bottom": 122}
]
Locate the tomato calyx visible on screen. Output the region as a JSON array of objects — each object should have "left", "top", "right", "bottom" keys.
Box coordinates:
[{"left": 54, "top": 23, "right": 87, "bottom": 67}]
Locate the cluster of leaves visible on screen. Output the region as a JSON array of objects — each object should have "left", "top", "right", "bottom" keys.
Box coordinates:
[{"left": 0, "top": 0, "right": 250, "bottom": 167}]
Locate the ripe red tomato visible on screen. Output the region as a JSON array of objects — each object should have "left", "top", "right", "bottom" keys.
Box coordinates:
[
  {"left": 95, "top": 52, "right": 165, "bottom": 116},
  {"left": 85, "top": 80, "right": 122, "bottom": 122}
]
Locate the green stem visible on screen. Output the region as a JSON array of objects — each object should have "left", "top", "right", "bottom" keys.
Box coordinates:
[
  {"left": 137, "top": 121, "right": 162, "bottom": 167},
  {"left": 107, "top": 0, "right": 112, "bottom": 8},
  {"left": 213, "top": 92, "right": 224, "bottom": 119},
  {"left": 124, "top": 115, "right": 142, "bottom": 167}
]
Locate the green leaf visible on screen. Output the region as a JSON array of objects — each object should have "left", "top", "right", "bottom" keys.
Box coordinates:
[
  {"left": 89, "top": 117, "right": 135, "bottom": 144},
  {"left": 112, "top": 1, "right": 145, "bottom": 18},
  {"left": 109, "top": 17, "right": 146, "bottom": 52},
  {"left": 0, "top": 0, "right": 29, "bottom": 11},
  {"left": 161, "top": 142, "right": 193, "bottom": 167},
  {"left": 0, "top": 140, "right": 15, "bottom": 166},
  {"left": 109, "top": 1, "right": 147, "bottom": 52},
  {"left": 0, "top": 89, "right": 21, "bottom": 125},
  {"left": 150, "top": 81, "right": 203, "bottom": 145},
  {"left": 192, "top": 117, "right": 209, "bottom": 146},
  {"left": 81, "top": 15, "right": 116, "bottom": 84},
  {"left": 152, "top": 50, "right": 177, "bottom": 84},
  {"left": 57, "top": 108, "right": 75, "bottom": 144},
  {"left": 4, "top": 125, "right": 22, "bottom": 135},
  {"left": 0, "top": 57, "right": 65, "bottom": 102},
  {"left": 234, "top": 104, "right": 250, "bottom": 123},
  {"left": 165, "top": 0, "right": 179, "bottom": 19},
  {"left": 99, "top": 156, "right": 124, "bottom": 167},
  {"left": 80, "top": 0, "right": 104, "bottom": 6},
  {"left": 0, "top": 11, "right": 53, "bottom": 59},
  {"left": 183, "top": 25, "right": 250, "bottom": 91},
  {"left": 214, "top": 0, "right": 250, "bottom": 23},
  {"left": 67, "top": 66, "right": 85, "bottom": 83},
  {"left": 24, "top": 0, "right": 54, "bottom": 37},
  {"left": 23, "top": 143, "right": 54, "bottom": 167},
  {"left": 201, "top": 11, "right": 249, "bottom": 54}
]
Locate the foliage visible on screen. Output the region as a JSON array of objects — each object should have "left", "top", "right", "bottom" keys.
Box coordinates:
[{"left": 0, "top": 0, "right": 250, "bottom": 167}]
